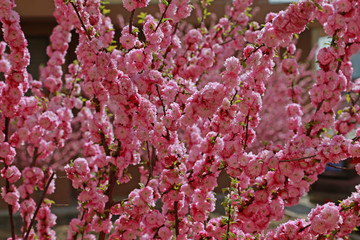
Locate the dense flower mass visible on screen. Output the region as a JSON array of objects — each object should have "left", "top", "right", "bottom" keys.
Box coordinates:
[{"left": 1, "top": 0, "right": 360, "bottom": 239}]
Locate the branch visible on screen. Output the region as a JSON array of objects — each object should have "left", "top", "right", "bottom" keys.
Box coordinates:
[
  {"left": 155, "top": 84, "right": 170, "bottom": 140},
  {"left": 70, "top": 2, "right": 91, "bottom": 41},
  {"left": 243, "top": 44, "right": 264, "bottom": 63},
  {"left": 31, "top": 147, "right": 38, "bottom": 167},
  {"left": 306, "top": 99, "right": 324, "bottom": 136},
  {"left": 243, "top": 114, "right": 250, "bottom": 150},
  {"left": 279, "top": 155, "right": 316, "bottom": 162},
  {"left": 155, "top": 0, "right": 172, "bottom": 32},
  {"left": 24, "top": 172, "right": 56, "bottom": 240},
  {"left": 158, "top": 23, "right": 178, "bottom": 72},
  {"left": 327, "top": 163, "right": 353, "bottom": 170},
  {"left": 220, "top": 38, "right": 234, "bottom": 46},
  {"left": 174, "top": 201, "right": 179, "bottom": 237},
  {"left": 230, "top": 90, "right": 238, "bottom": 105},
  {"left": 225, "top": 190, "right": 232, "bottom": 240},
  {"left": 145, "top": 143, "right": 156, "bottom": 186},
  {"left": 129, "top": 9, "right": 135, "bottom": 35},
  {"left": 156, "top": 84, "right": 166, "bottom": 116},
  {"left": 4, "top": 117, "right": 15, "bottom": 240},
  {"left": 6, "top": 179, "right": 15, "bottom": 240}
]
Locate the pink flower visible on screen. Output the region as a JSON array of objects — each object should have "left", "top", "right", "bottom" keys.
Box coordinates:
[
  {"left": 309, "top": 202, "right": 340, "bottom": 235},
  {"left": 317, "top": 47, "right": 335, "bottom": 66},
  {"left": 123, "top": 0, "right": 150, "bottom": 12},
  {"left": 1, "top": 187, "right": 19, "bottom": 207},
  {"left": 261, "top": 24, "right": 281, "bottom": 48},
  {"left": 158, "top": 226, "right": 172, "bottom": 240},
  {"left": 349, "top": 143, "right": 360, "bottom": 157},
  {"left": 120, "top": 33, "right": 136, "bottom": 49},
  {"left": 39, "top": 111, "right": 59, "bottom": 130},
  {"left": 281, "top": 58, "right": 299, "bottom": 75},
  {"left": 44, "top": 76, "right": 62, "bottom": 92},
  {"left": 1, "top": 166, "right": 21, "bottom": 183}
]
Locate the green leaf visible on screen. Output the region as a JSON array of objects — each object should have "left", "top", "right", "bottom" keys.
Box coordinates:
[
  {"left": 106, "top": 45, "right": 117, "bottom": 52},
  {"left": 240, "top": 60, "right": 247, "bottom": 69},
  {"left": 314, "top": 2, "right": 323, "bottom": 12},
  {"left": 43, "top": 199, "right": 55, "bottom": 205},
  {"left": 137, "top": 12, "right": 148, "bottom": 24},
  {"left": 222, "top": 187, "right": 229, "bottom": 194},
  {"left": 161, "top": 17, "right": 173, "bottom": 23},
  {"left": 162, "top": 0, "right": 169, "bottom": 6},
  {"left": 102, "top": 8, "right": 111, "bottom": 14},
  {"left": 346, "top": 93, "right": 351, "bottom": 103}
]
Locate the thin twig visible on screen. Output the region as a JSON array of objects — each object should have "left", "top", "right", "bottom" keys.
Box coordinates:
[
  {"left": 306, "top": 99, "right": 324, "bottom": 136},
  {"left": 70, "top": 2, "right": 91, "bottom": 41},
  {"left": 225, "top": 190, "right": 232, "bottom": 239},
  {"left": 243, "top": 114, "right": 249, "bottom": 150},
  {"left": 299, "top": 224, "right": 311, "bottom": 233},
  {"left": 243, "top": 44, "right": 264, "bottom": 62},
  {"left": 145, "top": 142, "right": 154, "bottom": 186},
  {"left": 158, "top": 23, "right": 178, "bottom": 72},
  {"left": 230, "top": 90, "right": 238, "bottom": 105},
  {"left": 155, "top": 0, "right": 172, "bottom": 32},
  {"left": 156, "top": 84, "right": 166, "bottom": 116},
  {"left": 24, "top": 172, "right": 56, "bottom": 240},
  {"left": 220, "top": 39, "right": 234, "bottom": 46},
  {"left": 155, "top": 84, "right": 170, "bottom": 140},
  {"left": 327, "top": 163, "right": 353, "bottom": 170}
]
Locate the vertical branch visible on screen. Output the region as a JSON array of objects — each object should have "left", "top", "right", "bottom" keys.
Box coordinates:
[
  {"left": 174, "top": 201, "right": 179, "bottom": 237},
  {"left": 225, "top": 190, "right": 232, "bottom": 240},
  {"left": 158, "top": 23, "right": 178, "bottom": 72},
  {"left": 24, "top": 172, "right": 56, "bottom": 240},
  {"left": 4, "top": 117, "right": 15, "bottom": 240},
  {"left": 6, "top": 179, "right": 15, "bottom": 240},
  {"left": 31, "top": 147, "right": 38, "bottom": 167},
  {"left": 145, "top": 142, "right": 156, "bottom": 186},
  {"left": 306, "top": 99, "right": 324, "bottom": 136},
  {"left": 243, "top": 114, "right": 250, "bottom": 150},
  {"left": 155, "top": 84, "right": 170, "bottom": 140},
  {"left": 4, "top": 117, "right": 9, "bottom": 142},
  {"left": 98, "top": 137, "right": 121, "bottom": 240},
  {"left": 129, "top": 9, "right": 135, "bottom": 35}
]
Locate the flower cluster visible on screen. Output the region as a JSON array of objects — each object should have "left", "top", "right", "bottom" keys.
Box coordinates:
[{"left": 1, "top": 0, "right": 360, "bottom": 239}]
